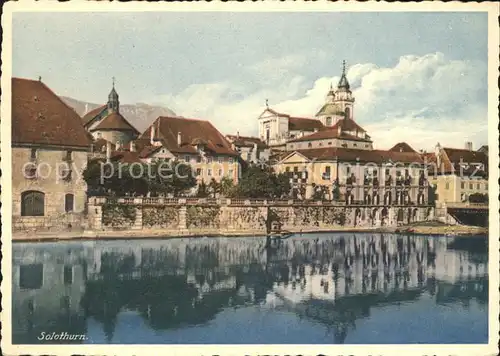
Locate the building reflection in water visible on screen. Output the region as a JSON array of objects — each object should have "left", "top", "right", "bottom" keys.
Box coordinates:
[{"left": 12, "top": 233, "right": 488, "bottom": 344}]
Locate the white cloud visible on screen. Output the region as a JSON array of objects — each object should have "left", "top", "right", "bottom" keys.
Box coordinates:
[{"left": 151, "top": 52, "right": 487, "bottom": 150}]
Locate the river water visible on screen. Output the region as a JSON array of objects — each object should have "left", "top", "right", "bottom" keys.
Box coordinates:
[{"left": 12, "top": 232, "right": 488, "bottom": 344}]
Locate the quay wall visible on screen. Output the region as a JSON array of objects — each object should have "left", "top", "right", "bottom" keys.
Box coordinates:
[{"left": 83, "top": 197, "right": 435, "bottom": 236}]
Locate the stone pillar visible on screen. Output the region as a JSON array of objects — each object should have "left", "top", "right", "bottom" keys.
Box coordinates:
[
  {"left": 132, "top": 205, "right": 143, "bottom": 230},
  {"left": 178, "top": 205, "right": 188, "bottom": 231}
]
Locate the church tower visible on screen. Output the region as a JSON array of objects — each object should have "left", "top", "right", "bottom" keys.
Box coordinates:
[
  {"left": 334, "top": 60, "right": 355, "bottom": 120},
  {"left": 107, "top": 77, "right": 119, "bottom": 113},
  {"left": 315, "top": 61, "right": 355, "bottom": 126}
]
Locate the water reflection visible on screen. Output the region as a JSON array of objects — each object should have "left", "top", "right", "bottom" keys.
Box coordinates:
[{"left": 12, "top": 233, "right": 488, "bottom": 344}]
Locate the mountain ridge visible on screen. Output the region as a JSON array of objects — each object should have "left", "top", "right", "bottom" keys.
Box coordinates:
[{"left": 61, "top": 96, "right": 176, "bottom": 133}]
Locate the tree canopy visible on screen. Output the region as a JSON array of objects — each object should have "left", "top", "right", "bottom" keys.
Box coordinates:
[
  {"left": 83, "top": 158, "right": 197, "bottom": 197},
  {"left": 234, "top": 164, "right": 291, "bottom": 199}
]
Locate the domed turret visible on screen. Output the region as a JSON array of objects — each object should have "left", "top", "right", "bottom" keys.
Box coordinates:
[{"left": 107, "top": 77, "right": 119, "bottom": 113}]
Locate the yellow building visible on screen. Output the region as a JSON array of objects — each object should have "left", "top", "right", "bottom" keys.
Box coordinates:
[
  {"left": 111, "top": 116, "right": 240, "bottom": 186},
  {"left": 274, "top": 143, "right": 428, "bottom": 204},
  {"left": 425, "top": 143, "right": 488, "bottom": 204}
]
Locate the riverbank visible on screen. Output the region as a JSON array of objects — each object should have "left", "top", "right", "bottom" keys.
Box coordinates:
[{"left": 11, "top": 222, "right": 488, "bottom": 242}]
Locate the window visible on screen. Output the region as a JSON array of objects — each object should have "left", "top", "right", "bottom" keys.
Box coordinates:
[
  {"left": 308, "top": 143, "right": 312, "bottom": 148},
  {"left": 396, "top": 171, "right": 402, "bottom": 177},
  {"left": 184, "top": 155, "right": 190, "bottom": 162},
  {"left": 229, "top": 157, "right": 234, "bottom": 164},
  {"left": 373, "top": 169, "right": 378, "bottom": 176},
  {"left": 353, "top": 143, "right": 357, "bottom": 147},
  {"left": 405, "top": 169, "right": 409, "bottom": 176},
  {"left": 19, "top": 264, "right": 43, "bottom": 289},
  {"left": 319, "top": 143, "right": 323, "bottom": 147},
  {"left": 207, "top": 157, "right": 213, "bottom": 163},
  {"left": 207, "top": 169, "right": 212, "bottom": 176},
  {"left": 64, "top": 266, "right": 73, "bottom": 285},
  {"left": 469, "top": 183, "right": 473, "bottom": 190},
  {"left": 345, "top": 107, "right": 351, "bottom": 119},
  {"left": 346, "top": 166, "right": 351, "bottom": 175},
  {"left": 365, "top": 144, "right": 369, "bottom": 148},
  {"left": 228, "top": 169, "right": 234, "bottom": 176},
  {"left": 328, "top": 142, "right": 332, "bottom": 145},
  {"left": 461, "top": 182, "right": 465, "bottom": 189},
  {"left": 218, "top": 157, "right": 223, "bottom": 164},
  {"left": 326, "top": 117, "right": 332, "bottom": 126},
  {"left": 286, "top": 167, "right": 290, "bottom": 172},
  {"left": 290, "top": 145, "right": 294, "bottom": 149},
  {"left": 246, "top": 152, "right": 251, "bottom": 161},
  {"left": 196, "top": 156, "right": 202, "bottom": 163},
  {"left": 65, "top": 150, "right": 72, "bottom": 162},
  {"left": 21, "top": 191, "right": 45, "bottom": 216},
  {"left": 218, "top": 169, "right": 223, "bottom": 176},
  {"left": 64, "top": 194, "right": 74, "bottom": 213},
  {"left": 476, "top": 183, "right": 480, "bottom": 190},
  {"left": 196, "top": 168, "right": 202, "bottom": 176},
  {"left": 445, "top": 182, "right": 450, "bottom": 190},
  {"left": 30, "top": 148, "right": 37, "bottom": 160},
  {"left": 385, "top": 169, "right": 390, "bottom": 176},
  {"left": 294, "top": 167, "right": 299, "bottom": 173}
]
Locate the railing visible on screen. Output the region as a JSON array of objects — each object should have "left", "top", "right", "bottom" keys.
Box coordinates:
[{"left": 445, "top": 202, "right": 488, "bottom": 209}]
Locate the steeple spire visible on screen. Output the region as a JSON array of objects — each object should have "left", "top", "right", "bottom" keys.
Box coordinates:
[
  {"left": 337, "top": 60, "right": 350, "bottom": 90},
  {"left": 107, "top": 77, "right": 119, "bottom": 113}
]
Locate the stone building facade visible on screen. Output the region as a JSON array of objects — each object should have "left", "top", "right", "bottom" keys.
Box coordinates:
[
  {"left": 425, "top": 142, "right": 488, "bottom": 204},
  {"left": 12, "top": 77, "right": 91, "bottom": 231},
  {"left": 226, "top": 133, "right": 271, "bottom": 164}
]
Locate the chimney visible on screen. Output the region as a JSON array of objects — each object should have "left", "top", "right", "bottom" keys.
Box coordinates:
[
  {"left": 237, "top": 131, "right": 240, "bottom": 139},
  {"left": 150, "top": 125, "right": 155, "bottom": 145},
  {"left": 106, "top": 141, "right": 112, "bottom": 162},
  {"left": 177, "top": 132, "right": 182, "bottom": 146},
  {"left": 130, "top": 141, "right": 136, "bottom": 152},
  {"left": 465, "top": 141, "right": 473, "bottom": 151}
]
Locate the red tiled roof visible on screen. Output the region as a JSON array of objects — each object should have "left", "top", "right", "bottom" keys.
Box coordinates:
[
  {"left": 260, "top": 107, "right": 324, "bottom": 132},
  {"left": 12, "top": 77, "right": 91, "bottom": 148},
  {"left": 90, "top": 112, "right": 139, "bottom": 133},
  {"left": 288, "top": 128, "right": 372, "bottom": 143},
  {"left": 139, "top": 116, "right": 238, "bottom": 156},
  {"left": 389, "top": 142, "right": 417, "bottom": 153},
  {"left": 110, "top": 150, "right": 143, "bottom": 164},
  {"left": 288, "top": 147, "right": 424, "bottom": 164},
  {"left": 331, "top": 118, "right": 366, "bottom": 133},
  {"left": 82, "top": 105, "right": 106, "bottom": 125},
  {"left": 288, "top": 117, "right": 324, "bottom": 131},
  {"left": 420, "top": 148, "right": 487, "bottom": 176},
  {"left": 92, "top": 138, "right": 115, "bottom": 152},
  {"left": 226, "top": 134, "right": 269, "bottom": 148}
]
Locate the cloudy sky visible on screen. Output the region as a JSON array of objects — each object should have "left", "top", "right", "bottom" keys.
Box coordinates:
[{"left": 13, "top": 11, "right": 488, "bottom": 150}]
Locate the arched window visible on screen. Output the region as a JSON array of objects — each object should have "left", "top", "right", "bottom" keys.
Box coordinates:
[
  {"left": 325, "top": 117, "right": 332, "bottom": 126},
  {"left": 65, "top": 193, "right": 74, "bottom": 213},
  {"left": 21, "top": 191, "right": 45, "bottom": 216},
  {"left": 345, "top": 107, "right": 351, "bottom": 119}
]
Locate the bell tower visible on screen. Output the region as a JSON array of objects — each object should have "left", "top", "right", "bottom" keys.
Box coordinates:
[
  {"left": 334, "top": 60, "right": 355, "bottom": 120},
  {"left": 107, "top": 77, "right": 119, "bottom": 113}
]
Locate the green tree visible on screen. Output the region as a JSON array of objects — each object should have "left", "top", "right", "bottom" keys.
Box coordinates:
[
  {"left": 235, "top": 164, "right": 291, "bottom": 199},
  {"left": 197, "top": 180, "right": 209, "bottom": 198},
  {"left": 83, "top": 158, "right": 196, "bottom": 197},
  {"left": 219, "top": 176, "right": 236, "bottom": 197},
  {"left": 208, "top": 178, "right": 221, "bottom": 198}
]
